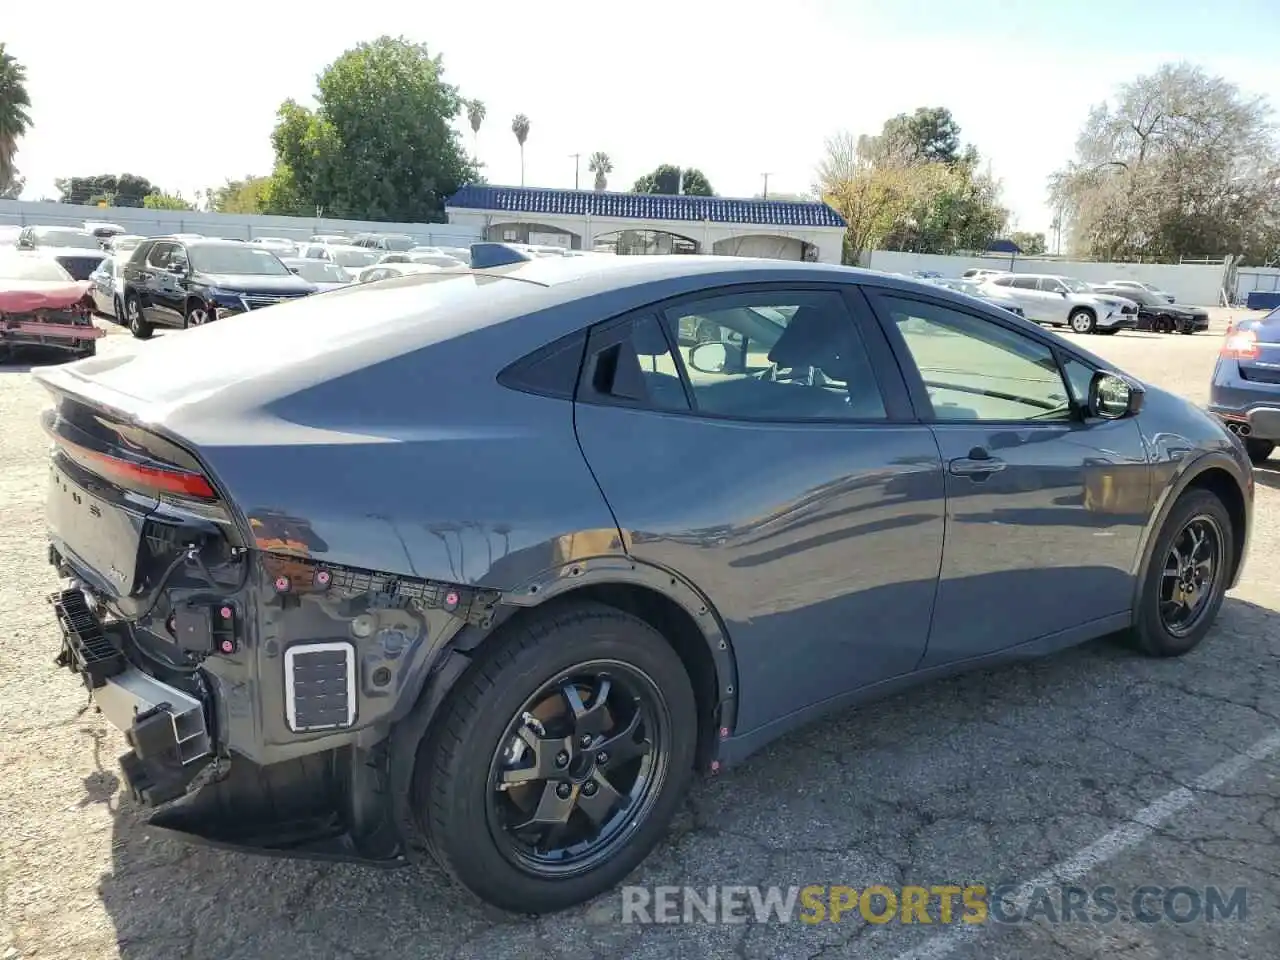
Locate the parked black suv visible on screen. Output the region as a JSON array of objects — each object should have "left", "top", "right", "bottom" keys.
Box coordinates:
[{"left": 120, "top": 237, "right": 317, "bottom": 339}]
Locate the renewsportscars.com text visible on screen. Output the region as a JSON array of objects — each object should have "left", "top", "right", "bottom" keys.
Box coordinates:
[{"left": 620, "top": 884, "right": 1248, "bottom": 925}]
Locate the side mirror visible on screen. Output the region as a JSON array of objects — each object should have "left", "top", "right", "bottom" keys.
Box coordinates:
[
  {"left": 1059, "top": 289, "right": 1069, "bottom": 297},
  {"left": 288, "top": 266, "right": 300, "bottom": 274},
  {"left": 688, "top": 341, "right": 728, "bottom": 375},
  {"left": 1088, "top": 371, "right": 1143, "bottom": 419},
  {"left": 170, "top": 261, "right": 189, "bottom": 276}
]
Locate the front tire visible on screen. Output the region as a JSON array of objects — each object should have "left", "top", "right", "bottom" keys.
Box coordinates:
[
  {"left": 1244, "top": 438, "right": 1274, "bottom": 465},
  {"left": 1069, "top": 308, "right": 1097, "bottom": 334},
  {"left": 415, "top": 601, "right": 697, "bottom": 914},
  {"left": 1131, "top": 489, "right": 1233, "bottom": 657},
  {"left": 184, "top": 300, "right": 211, "bottom": 329}
]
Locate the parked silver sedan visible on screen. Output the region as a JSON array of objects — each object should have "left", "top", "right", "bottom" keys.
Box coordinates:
[{"left": 87, "top": 256, "right": 126, "bottom": 320}]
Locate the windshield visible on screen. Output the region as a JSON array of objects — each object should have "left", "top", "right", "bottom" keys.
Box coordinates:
[
  {"left": 288, "top": 260, "right": 350, "bottom": 283},
  {"left": 331, "top": 248, "right": 379, "bottom": 268},
  {"left": 189, "top": 245, "right": 291, "bottom": 276},
  {"left": 1108, "top": 287, "right": 1160, "bottom": 305},
  {"left": 0, "top": 254, "right": 74, "bottom": 281},
  {"left": 34, "top": 229, "right": 101, "bottom": 250}
]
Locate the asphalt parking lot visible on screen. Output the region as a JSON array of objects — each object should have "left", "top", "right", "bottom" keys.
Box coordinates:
[{"left": 2, "top": 311, "right": 1279, "bottom": 960}]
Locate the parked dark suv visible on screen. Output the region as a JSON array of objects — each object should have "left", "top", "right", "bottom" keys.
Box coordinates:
[{"left": 120, "top": 237, "right": 316, "bottom": 339}]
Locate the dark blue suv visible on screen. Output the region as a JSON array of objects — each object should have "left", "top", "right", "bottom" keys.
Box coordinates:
[{"left": 120, "top": 237, "right": 316, "bottom": 339}]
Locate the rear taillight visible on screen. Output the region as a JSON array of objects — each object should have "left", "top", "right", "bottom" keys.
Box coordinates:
[
  {"left": 54, "top": 434, "right": 217, "bottom": 501},
  {"left": 1221, "top": 329, "right": 1259, "bottom": 360}
]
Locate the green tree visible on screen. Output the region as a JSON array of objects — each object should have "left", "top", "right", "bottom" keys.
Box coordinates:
[
  {"left": 143, "top": 192, "right": 194, "bottom": 211},
  {"left": 54, "top": 173, "right": 159, "bottom": 206},
  {"left": 861, "top": 107, "right": 968, "bottom": 167},
  {"left": 465, "top": 99, "right": 485, "bottom": 158},
  {"left": 0, "top": 169, "right": 23, "bottom": 199},
  {"left": 511, "top": 114, "right": 530, "bottom": 186},
  {"left": 632, "top": 164, "right": 715, "bottom": 196},
  {"left": 0, "top": 44, "right": 31, "bottom": 193},
  {"left": 266, "top": 36, "right": 478, "bottom": 222},
  {"left": 211, "top": 176, "right": 271, "bottom": 214},
  {"left": 1008, "top": 231, "right": 1047, "bottom": 255},
  {"left": 588, "top": 151, "right": 612, "bottom": 191}
]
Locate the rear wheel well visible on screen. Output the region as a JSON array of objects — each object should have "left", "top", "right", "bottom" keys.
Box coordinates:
[
  {"left": 481, "top": 584, "right": 724, "bottom": 770},
  {"left": 1185, "top": 467, "right": 1246, "bottom": 581}
]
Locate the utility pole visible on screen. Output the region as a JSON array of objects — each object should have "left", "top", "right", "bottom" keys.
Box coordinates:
[
  {"left": 570, "top": 153, "right": 581, "bottom": 190},
  {"left": 761, "top": 173, "right": 773, "bottom": 198}
]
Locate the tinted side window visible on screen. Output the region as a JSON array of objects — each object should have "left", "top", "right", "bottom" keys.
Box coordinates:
[
  {"left": 147, "top": 242, "right": 175, "bottom": 269},
  {"left": 990, "top": 276, "right": 1013, "bottom": 286},
  {"left": 877, "top": 295, "right": 1072, "bottom": 422},
  {"left": 1010, "top": 277, "right": 1039, "bottom": 290},
  {"left": 1036, "top": 278, "right": 1064, "bottom": 292},
  {"left": 580, "top": 314, "right": 690, "bottom": 413},
  {"left": 660, "top": 290, "right": 887, "bottom": 421}
]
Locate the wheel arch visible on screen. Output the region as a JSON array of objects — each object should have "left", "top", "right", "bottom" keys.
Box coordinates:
[
  {"left": 1130, "top": 451, "right": 1251, "bottom": 616},
  {"left": 477, "top": 557, "right": 738, "bottom": 767},
  {"left": 384, "top": 558, "right": 739, "bottom": 852}
]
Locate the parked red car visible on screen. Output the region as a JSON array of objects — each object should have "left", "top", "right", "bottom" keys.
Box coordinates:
[{"left": 0, "top": 253, "right": 104, "bottom": 361}]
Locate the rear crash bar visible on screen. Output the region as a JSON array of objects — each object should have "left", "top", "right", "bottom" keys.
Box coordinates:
[{"left": 50, "top": 587, "right": 212, "bottom": 805}]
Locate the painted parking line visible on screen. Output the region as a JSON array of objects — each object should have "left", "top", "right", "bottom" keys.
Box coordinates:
[{"left": 890, "top": 728, "right": 1280, "bottom": 960}]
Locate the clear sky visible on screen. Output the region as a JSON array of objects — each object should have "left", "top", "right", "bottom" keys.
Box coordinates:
[{"left": 7, "top": 0, "right": 1280, "bottom": 235}]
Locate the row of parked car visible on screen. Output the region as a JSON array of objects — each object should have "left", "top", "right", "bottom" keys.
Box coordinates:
[
  {"left": 0, "top": 220, "right": 612, "bottom": 358},
  {"left": 911, "top": 267, "right": 1211, "bottom": 336}
]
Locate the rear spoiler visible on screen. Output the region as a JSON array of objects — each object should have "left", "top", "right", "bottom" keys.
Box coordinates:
[{"left": 33, "top": 360, "right": 174, "bottom": 430}]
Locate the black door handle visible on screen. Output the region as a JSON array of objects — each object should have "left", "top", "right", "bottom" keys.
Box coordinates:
[{"left": 948, "top": 446, "right": 1006, "bottom": 478}]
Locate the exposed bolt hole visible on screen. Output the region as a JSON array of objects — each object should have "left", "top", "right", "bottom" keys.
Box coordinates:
[{"left": 529, "top": 585, "right": 539, "bottom": 594}]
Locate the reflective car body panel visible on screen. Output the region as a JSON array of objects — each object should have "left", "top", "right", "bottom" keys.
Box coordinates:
[{"left": 35, "top": 256, "right": 1253, "bottom": 779}]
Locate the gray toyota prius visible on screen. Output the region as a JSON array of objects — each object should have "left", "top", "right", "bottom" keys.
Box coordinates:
[{"left": 37, "top": 253, "right": 1253, "bottom": 914}]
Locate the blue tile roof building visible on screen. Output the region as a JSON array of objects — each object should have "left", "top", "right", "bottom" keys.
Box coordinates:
[{"left": 445, "top": 185, "right": 847, "bottom": 229}]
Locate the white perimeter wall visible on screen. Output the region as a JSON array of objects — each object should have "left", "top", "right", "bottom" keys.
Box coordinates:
[
  {"left": 0, "top": 199, "right": 482, "bottom": 246},
  {"left": 864, "top": 250, "right": 1230, "bottom": 306}
]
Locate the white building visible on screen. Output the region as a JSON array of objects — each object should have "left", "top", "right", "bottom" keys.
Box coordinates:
[{"left": 444, "top": 186, "right": 847, "bottom": 264}]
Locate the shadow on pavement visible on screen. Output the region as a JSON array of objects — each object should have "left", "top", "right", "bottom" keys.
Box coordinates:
[{"left": 90, "top": 595, "right": 1280, "bottom": 959}]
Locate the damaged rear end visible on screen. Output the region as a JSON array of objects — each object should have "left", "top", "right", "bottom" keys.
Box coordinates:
[{"left": 38, "top": 374, "right": 498, "bottom": 865}]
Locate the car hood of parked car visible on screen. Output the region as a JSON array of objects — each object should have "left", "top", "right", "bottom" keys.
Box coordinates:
[{"left": 195, "top": 271, "right": 317, "bottom": 294}]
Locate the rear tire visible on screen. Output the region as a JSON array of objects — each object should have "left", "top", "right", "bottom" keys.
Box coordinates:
[
  {"left": 1130, "top": 489, "right": 1233, "bottom": 657},
  {"left": 1244, "top": 439, "right": 1274, "bottom": 465},
  {"left": 415, "top": 601, "right": 697, "bottom": 914},
  {"left": 1069, "top": 308, "right": 1097, "bottom": 334},
  {"left": 125, "top": 294, "right": 152, "bottom": 339}
]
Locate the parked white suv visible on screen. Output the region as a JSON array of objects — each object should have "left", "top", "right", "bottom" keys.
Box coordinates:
[{"left": 980, "top": 274, "right": 1138, "bottom": 334}]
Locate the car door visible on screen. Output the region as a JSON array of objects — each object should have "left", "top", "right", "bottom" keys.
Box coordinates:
[
  {"left": 87, "top": 261, "right": 112, "bottom": 314},
  {"left": 572, "top": 284, "right": 946, "bottom": 735},
  {"left": 865, "top": 289, "right": 1153, "bottom": 666},
  {"left": 1035, "top": 277, "right": 1074, "bottom": 325},
  {"left": 145, "top": 241, "right": 186, "bottom": 327}
]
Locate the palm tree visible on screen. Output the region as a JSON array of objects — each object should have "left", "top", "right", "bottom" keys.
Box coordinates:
[
  {"left": 465, "top": 100, "right": 486, "bottom": 158},
  {"left": 511, "top": 114, "right": 530, "bottom": 186},
  {"left": 0, "top": 43, "right": 33, "bottom": 193},
  {"left": 588, "top": 152, "right": 613, "bottom": 191}
]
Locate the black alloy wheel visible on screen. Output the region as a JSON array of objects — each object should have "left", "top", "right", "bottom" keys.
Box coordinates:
[
  {"left": 415, "top": 602, "right": 697, "bottom": 914},
  {"left": 1131, "top": 489, "right": 1233, "bottom": 657},
  {"left": 487, "top": 663, "right": 670, "bottom": 875},
  {"left": 1158, "top": 515, "right": 1223, "bottom": 638}
]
